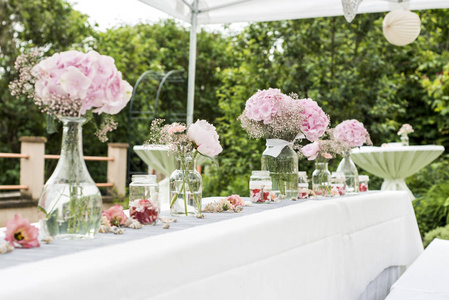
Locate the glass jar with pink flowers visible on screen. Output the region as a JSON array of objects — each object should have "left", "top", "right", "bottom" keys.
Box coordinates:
[
  {"left": 334, "top": 120, "right": 372, "bottom": 194},
  {"left": 249, "top": 170, "right": 273, "bottom": 203},
  {"left": 129, "top": 175, "right": 160, "bottom": 225},
  {"left": 10, "top": 50, "right": 133, "bottom": 239},
  {"left": 239, "top": 89, "right": 329, "bottom": 200}
]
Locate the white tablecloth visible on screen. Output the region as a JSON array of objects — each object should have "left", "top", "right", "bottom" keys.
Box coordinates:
[
  {"left": 386, "top": 238, "right": 449, "bottom": 300},
  {"left": 351, "top": 145, "right": 445, "bottom": 200},
  {"left": 0, "top": 191, "right": 423, "bottom": 300}
]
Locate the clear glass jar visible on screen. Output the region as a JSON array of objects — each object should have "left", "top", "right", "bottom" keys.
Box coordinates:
[
  {"left": 298, "top": 171, "right": 309, "bottom": 199},
  {"left": 129, "top": 175, "right": 160, "bottom": 225},
  {"left": 249, "top": 171, "right": 272, "bottom": 203},
  {"left": 261, "top": 141, "right": 298, "bottom": 200},
  {"left": 38, "top": 117, "right": 102, "bottom": 240},
  {"left": 331, "top": 172, "right": 346, "bottom": 196},
  {"left": 359, "top": 175, "right": 369, "bottom": 192},
  {"left": 336, "top": 151, "right": 360, "bottom": 194},
  {"left": 169, "top": 153, "right": 202, "bottom": 217},
  {"left": 400, "top": 133, "right": 409, "bottom": 146},
  {"left": 312, "top": 162, "right": 331, "bottom": 196}
]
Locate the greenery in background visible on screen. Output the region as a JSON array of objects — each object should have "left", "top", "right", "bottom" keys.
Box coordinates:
[
  {"left": 423, "top": 224, "right": 449, "bottom": 248},
  {"left": 2, "top": 1, "right": 449, "bottom": 243}
]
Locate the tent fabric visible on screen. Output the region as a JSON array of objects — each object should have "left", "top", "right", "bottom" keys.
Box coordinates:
[{"left": 138, "top": 0, "right": 449, "bottom": 25}]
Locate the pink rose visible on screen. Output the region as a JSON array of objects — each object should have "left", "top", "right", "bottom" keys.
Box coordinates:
[
  {"left": 103, "top": 204, "right": 128, "bottom": 227},
  {"left": 187, "top": 120, "right": 223, "bottom": 157},
  {"left": 334, "top": 119, "right": 369, "bottom": 147},
  {"left": 5, "top": 215, "right": 40, "bottom": 248},
  {"left": 227, "top": 195, "right": 244, "bottom": 207},
  {"left": 298, "top": 98, "right": 329, "bottom": 142},
  {"left": 302, "top": 142, "right": 321, "bottom": 160}
]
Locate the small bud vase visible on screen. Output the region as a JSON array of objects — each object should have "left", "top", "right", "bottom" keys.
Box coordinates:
[
  {"left": 169, "top": 153, "right": 202, "bottom": 217},
  {"left": 336, "top": 151, "right": 360, "bottom": 194},
  {"left": 38, "top": 117, "right": 103, "bottom": 239},
  {"left": 261, "top": 140, "right": 298, "bottom": 200},
  {"left": 400, "top": 133, "right": 409, "bottom": 146},
  {"left": 312, "top": 162, "right": 331, "bottom": 196}
]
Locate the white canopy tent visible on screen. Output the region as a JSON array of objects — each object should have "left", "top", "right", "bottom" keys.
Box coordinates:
[{"left": 138, "top": 0, "right": 449, "bottom": 124}]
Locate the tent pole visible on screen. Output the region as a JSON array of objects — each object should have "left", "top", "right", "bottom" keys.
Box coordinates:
[{"left": 186, "top": 0, "right": 198, "bottom": 125}]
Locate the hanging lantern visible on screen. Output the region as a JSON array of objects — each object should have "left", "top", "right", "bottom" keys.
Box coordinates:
[{"left": 383, "top": 9, "right": 421, "bottom": 46}]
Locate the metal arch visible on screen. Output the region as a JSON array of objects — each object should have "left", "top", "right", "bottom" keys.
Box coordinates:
[{"left": 155, "top": 70, "right": 184, "bottom": 113}]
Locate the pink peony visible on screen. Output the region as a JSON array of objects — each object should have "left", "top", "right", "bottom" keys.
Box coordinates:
[
  {"left": 5, "top": 215, "right": 40, "bottom": 248},
  {"left": 102, "top": 204, "right": 128, "bottom": 227},
  {"left": 129, "top": 199, "right": 159, "bottom": 225},
  {"left": 187, "top": 119, "right": 223, "bottom": 157},
  {"left": 334, "top": 119, "right": 369, "bottom": 147},
  {"left": 245, "top": 88, "right": 285, "bottom": 124},
  {"left": 226, "top": 195, "right": 245, "bottom": 207},
  {"left": 302, "top": 142, "right": 321, "bottom": 160},
  {"left": 298, "top": 98, "right": 329, "bottom": 142}
]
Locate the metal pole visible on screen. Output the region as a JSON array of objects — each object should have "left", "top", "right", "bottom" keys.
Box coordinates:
[{"left": 186, "top": 0, "right": 198, "bottom": 125}]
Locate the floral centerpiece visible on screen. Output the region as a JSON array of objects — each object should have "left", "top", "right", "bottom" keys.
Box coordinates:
[
  {"left": 10, "top": 50, "right": 132, "bottom": 239},
  {"left": 334, "top": 119, "right": 372, "bottom": 194},
  {"left": 239, "top": 88, "right": 329, "bottom": 199},
  {"left": 146, "top": 119, "right": 222, "bottom": 217},
  {"left": 398, "top": 123, "right": 413, "bottom": 146}
]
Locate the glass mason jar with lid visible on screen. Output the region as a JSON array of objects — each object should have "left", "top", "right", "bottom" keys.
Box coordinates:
[
  {"left": 359, "top": 175, "right": 369, "bottom": 192},
  {"left": 129, "top": 175, "right": 160, "bottom": 225},
  {"left": 331, "top": 172, "right": 346, "bottom": 196},
  {"left": 249, "top": 170, "right": 273, "bottom": 203}
]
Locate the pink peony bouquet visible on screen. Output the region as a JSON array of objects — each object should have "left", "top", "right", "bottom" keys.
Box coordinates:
[
  {"left": 10, "top": 50, "right": 132, "bottom": 141},
  {"left": 239, "top": 88, "right": 328, "bottom": 142},
  {"left": 300, "top": 129, "right": 354, "bottom": 161},
  {"left": 398, "top": 124, "right": 414, "bottom": 135},
  {"left": 334, "top": 119, "right": 371, "bottom": 148},
  {"left": 5, "top": 215, "right": 40, "bottom": 249},
  {"left": 146, "top": 119, "right": 223, "bottom": 158}
]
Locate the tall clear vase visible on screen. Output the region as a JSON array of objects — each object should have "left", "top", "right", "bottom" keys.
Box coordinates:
[
  {"left": 38, "top": 117, "right": 103, "bottom": 239},
  {"left": 169, "top": 153, "right": 202, "bottom": 217},
  {"left": 400, "top": 133, "right": 409, "bottom": 146},
  {"left": 261, "top": 141, "right": 298, "bottom": 200},
  {"left": 336, "top": 151, "right": 360, "bottom": 194}
]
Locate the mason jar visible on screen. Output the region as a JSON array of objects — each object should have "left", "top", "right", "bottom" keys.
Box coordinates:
[
  {"left": 359, "top": 175, "right": 369, "bottom": 192},
  {"left": 298, "top": 171, "right": 309, "bottom": 199},
  {"left": 129, "top": 175, "right": 160, "bottom": 225},
  {"left": 249, "top": 170, "right": 272, "bottom": 203}
]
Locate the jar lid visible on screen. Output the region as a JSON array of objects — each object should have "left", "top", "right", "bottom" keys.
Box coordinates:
[
  {"left": 131, "top": 174, "right": 157, "bottom": 184},
  {"left": 331, "top": 172, "right": 345, "bottom": 178},
  {"left": 251, "top": 170, "right": 270, "bottom": 176},
  {"left": 359, "top": 175, "right": 369, "bottom": 181},
  {"left": 298, "top": 171, "right": 307, "bottom": 176}
]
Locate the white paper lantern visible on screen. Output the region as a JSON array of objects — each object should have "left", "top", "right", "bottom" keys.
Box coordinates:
[{"left": 383, "top": 9, "right": 421, "bottom": 46}]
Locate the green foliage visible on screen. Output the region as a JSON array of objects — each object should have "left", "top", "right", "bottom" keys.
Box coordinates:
[
  {"left": 423, "top": 224, "right": 449, "bottom": 248},
  {"left": 413, "top": 180, "right": 449, "bottom": 237}
]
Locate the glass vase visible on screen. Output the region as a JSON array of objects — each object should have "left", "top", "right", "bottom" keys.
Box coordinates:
[
  {"left": 169, "top": 153, "right": 202, "bottom": 217},
  {"left": 261, "top": 142, "right": 298, "bottom": 200},
  {"left": 401, "top": 133, "right": 409, "bottom": 146},
  {"left": 38, "top": 117, "right": 102, "bottom": 239},
  {"left": 336, "top": 151, "right": 360, "bottom": 194},
  {"left": 312, "top": 162, "right": 331, "bottom": 196}
]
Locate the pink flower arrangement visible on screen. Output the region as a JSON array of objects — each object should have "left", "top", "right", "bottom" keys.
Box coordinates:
[
  {"left": 102, "top": 204, "right": 128, "bottom": 227},
  {"left": 5, "top": 215, "right": 40, "bottom": 248},
  {"left": 299, "top": 98, "right": 330, "bottom": 142},
  {"left": 146, "top": 119, "right": 222, "bottom": 158},
  {"left": 334, "top": 119, "right": 371, "bottom": 148},
  {"left": 302, "top": 142, "right": 321, "bottom": 160},
  {"left": 31, "top": 50, "right": 132, "bottom": 116},
  {"left": 398, "top": 124, "right": 414, "bottom": 135},
  {"left": 239, "top": 89, "right": 328, "bottom": 142},
  {"left": 129, "top": 199, "right": 159, "bottom": 225},
  {"left": 187, "top": 120, "right": 223, "bottom": 157}
]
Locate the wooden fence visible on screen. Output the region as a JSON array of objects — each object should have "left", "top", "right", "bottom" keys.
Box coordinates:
[{"left": 0, "top": 136, "right": 128, "bottom": 201}]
